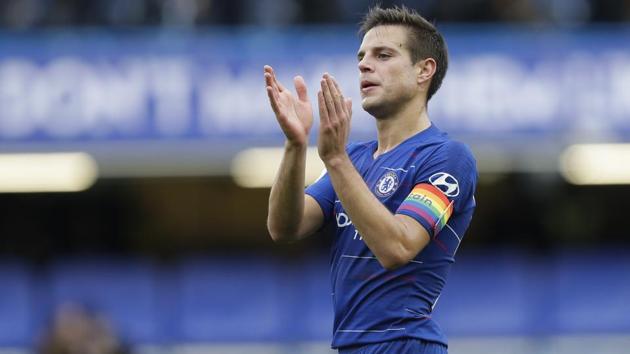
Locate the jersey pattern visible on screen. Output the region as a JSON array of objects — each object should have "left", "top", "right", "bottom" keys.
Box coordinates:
[{"left": 305, "top": 124, "right": 477, "bottom": 349}]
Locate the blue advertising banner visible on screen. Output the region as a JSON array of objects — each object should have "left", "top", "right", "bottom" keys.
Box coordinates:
[{"left": 0, "top": 27, "right": 629, "bottom": 159}]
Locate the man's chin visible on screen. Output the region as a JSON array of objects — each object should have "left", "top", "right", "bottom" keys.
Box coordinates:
[
  {"left": 362, "top": 98, "right": 382, "bottom": 117},
  {"left": 361, "top": 97, "right": 376, "bottom": 110}
]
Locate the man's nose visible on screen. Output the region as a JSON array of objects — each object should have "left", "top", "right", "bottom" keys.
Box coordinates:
[{"left": 358, "top": 58, "right": 373, "bottom": 73}]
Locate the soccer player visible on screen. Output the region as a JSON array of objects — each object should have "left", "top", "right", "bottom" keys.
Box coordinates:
[{"left": 264, "top": 5, "right": 477, "bottom": 354}]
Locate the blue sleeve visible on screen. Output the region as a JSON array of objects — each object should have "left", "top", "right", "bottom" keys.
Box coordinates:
[
  {"left": 413, "top": 141, "right": 477, "bottom": 213},
  {"left": 304, "top": 143, "right": 364, "bottom": 226},
  {"left": 395, "top": 141, "right": 477, "bottom": 237},
  {"left": 305, "top": 170, "right": 335, "bottom": 226}
]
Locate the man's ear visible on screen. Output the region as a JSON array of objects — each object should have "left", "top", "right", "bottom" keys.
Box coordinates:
[{"left": 416, "top": 58, "right": 437, "bottom": 85}]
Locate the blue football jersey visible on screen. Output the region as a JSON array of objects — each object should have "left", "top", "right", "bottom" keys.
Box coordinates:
[{"left": 305, "top": 124, "right": 477, "bottom": 349}]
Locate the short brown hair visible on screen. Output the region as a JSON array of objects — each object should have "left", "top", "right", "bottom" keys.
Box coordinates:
[{"left": 359, "top": 5, "right": 448, "bottom": 101}]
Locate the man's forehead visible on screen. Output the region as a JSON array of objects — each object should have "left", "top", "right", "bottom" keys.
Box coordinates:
[{"left": 359, "top": 25, "right": 408, "bottom": 51}]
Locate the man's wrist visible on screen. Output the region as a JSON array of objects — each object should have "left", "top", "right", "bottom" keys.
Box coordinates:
[
  {"left": 323, "top": 153, "right": 350, "bottom": 169},
  {"left": 285, "top": 140, "right": 308, "bottom": 152}
]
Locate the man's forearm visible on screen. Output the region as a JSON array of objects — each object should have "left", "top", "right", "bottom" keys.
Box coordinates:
[
  {"left": 267, "top": 141, "right": 308, "bottom": 241},
  {"left": 325, "top": 155, "right": 413, "bottom": 269}
]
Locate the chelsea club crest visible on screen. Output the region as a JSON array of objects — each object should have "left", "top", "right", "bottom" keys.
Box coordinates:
[{"left": 374, "top": 171, "right": 399, "bottom": 197}]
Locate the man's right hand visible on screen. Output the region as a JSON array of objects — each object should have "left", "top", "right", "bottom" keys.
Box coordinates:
[{"left": 264, "top": 65, "right": 313, "bottom": 146}]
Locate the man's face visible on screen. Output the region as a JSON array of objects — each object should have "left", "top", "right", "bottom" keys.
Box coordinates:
[{"left": 357, "top": 25, "right": 420, "bottom": 118}]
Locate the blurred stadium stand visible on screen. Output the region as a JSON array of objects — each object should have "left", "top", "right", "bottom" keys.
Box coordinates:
[
  {"left": 0, "top": 1, "right": 630, "bottom": 353},
  {"left": 1, "top": 0, "right": 630, "bottom": 28},
  {"left": 1, "top": 250, "right": 630, "bottom": 352}
]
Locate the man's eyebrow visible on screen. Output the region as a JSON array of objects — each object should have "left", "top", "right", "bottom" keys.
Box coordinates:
[
  {"left": 373, "top": 45, "right": 398, "bottom": 53},
  {"left": 357, "top": 45, "right": 399, "bottom": 58}
]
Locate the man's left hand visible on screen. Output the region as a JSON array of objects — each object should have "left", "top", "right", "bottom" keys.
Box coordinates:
[{"left": 317, "top": 74, "right": 353, "bottom": 164}]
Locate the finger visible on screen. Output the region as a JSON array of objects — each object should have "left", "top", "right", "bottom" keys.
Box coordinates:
[
  {"left": 264, "top": 72, "right": 279, "bottom": 99},
  {"left": 345, "top": 97, "right": 352, "bottom": 121},
  {"left": 266, "top": 86, "right": 281, "bottom": 117},
  {"left": 268, "top": 67, "right": 286, "bottom": 92},
  {"left": 318, "top": 90, "right": 330, "bottom": 127},
  {"left": 264, "top": 71, "right": 274, "bottom": 89},
  {"left": 327, "top": 76, "right": 346, "bottom": 120},
  {"left": 264, "top": 71, "right": 280, "bottom": 98},
  {"left": 329, "top": 75, "right": 344, "bottom": 98},
  {"left": 321, "top": 76, "right": 338, "bottom": 123},
  {"left": 264, "top": 65, "right": 277, "bottom": 89},
  {"left": 294, "top": 76, "right": 309, "bottom": 103},
  {"left": 330, "top": 77, "right": 349, "bottom": 117},
  {"left": 264, "top": 72, "right": 283, "bottom": 116}
]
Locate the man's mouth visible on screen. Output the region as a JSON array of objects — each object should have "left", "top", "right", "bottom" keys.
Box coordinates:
[{"left": 360, "top": 80, "right": 379, "bottom": 91}]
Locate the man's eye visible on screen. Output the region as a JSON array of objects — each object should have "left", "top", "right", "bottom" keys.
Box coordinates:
[{"left": 377, "top": 53, "right": 391, "bottom": 59}]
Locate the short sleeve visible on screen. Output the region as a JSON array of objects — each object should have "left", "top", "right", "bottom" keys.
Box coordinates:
[
  {"left": 396, "top": 141, "right": 477, "bottom": 237},
  {"left": 304, "top": 143, "right": 366, "bottom": 226},
  {"left": 305, "top": 170, "right": 335, "bottom": 225}
]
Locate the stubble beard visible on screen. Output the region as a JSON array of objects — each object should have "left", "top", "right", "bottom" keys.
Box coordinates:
[
  {"left": 362, "top": 91, "right": 412, "bottom": 121},
  {"left": 363, "top": 100, "right": 393, "bottom": 120}
]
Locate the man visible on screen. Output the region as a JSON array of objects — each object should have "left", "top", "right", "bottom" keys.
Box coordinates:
[{"left": 264, "top": 5, "right": 476, "bottom": 354}]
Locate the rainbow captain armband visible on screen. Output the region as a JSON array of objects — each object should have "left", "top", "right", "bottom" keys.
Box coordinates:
[{"left": 397, "top": 183, "right": 454, "bottom": 236}]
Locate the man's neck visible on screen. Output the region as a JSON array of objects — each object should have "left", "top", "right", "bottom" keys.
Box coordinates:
[{"left": 374, "top": 101, "right": 431, "bottom": 158}]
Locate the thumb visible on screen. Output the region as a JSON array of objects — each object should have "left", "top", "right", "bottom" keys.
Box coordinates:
[
  {"left": 294, "top": 76, "right": 309, "bottom": 102},
  {"left": 345, "top": 97, "right": 352, "bottom": 118}
]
